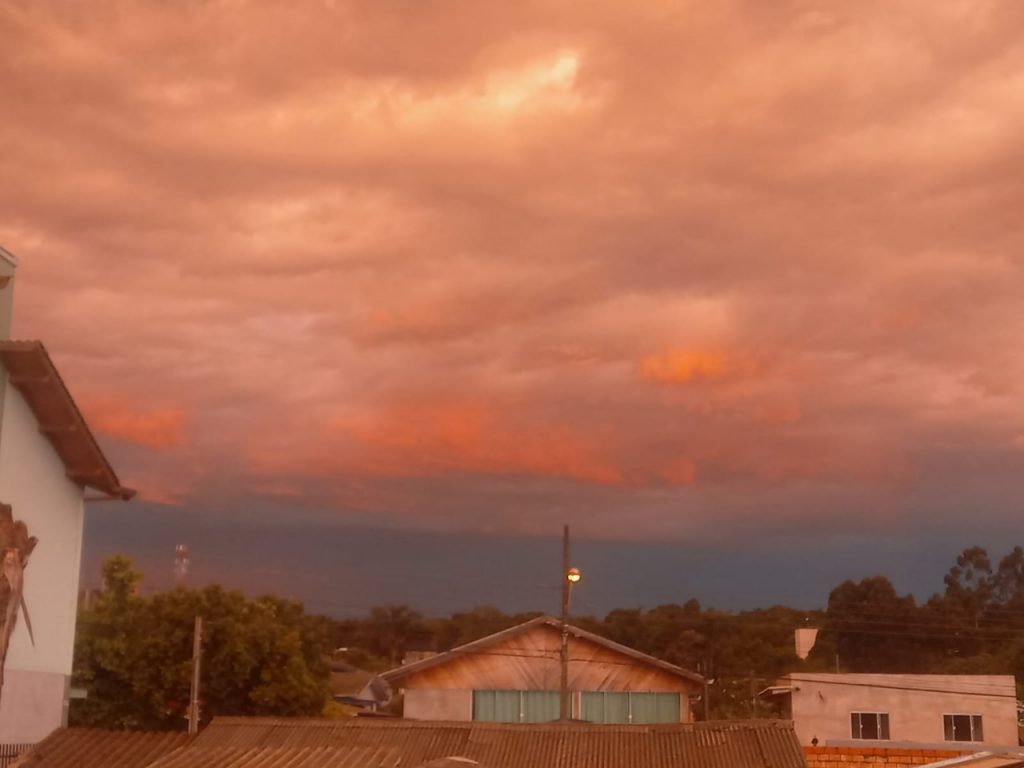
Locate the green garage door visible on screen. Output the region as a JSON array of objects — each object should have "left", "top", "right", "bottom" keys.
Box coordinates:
[
  {"left": 473, "top": 690, "right": 560, "bottom": 723},
  {"left": 581, "top": 691, "right": 680, "bottom": 724}
]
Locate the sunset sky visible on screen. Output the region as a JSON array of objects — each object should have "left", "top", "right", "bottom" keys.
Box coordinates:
[{"left": 4, "top": 1, "right": 1024, "bottom": 615}]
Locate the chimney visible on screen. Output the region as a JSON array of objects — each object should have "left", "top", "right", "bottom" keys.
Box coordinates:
[{"left": 0, "top": 246, "right": 16, "bottom": 340}]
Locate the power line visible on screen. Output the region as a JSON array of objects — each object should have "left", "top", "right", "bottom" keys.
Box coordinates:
[{"left": 761, "top": 675, "right": 1017, "bottom": 700}]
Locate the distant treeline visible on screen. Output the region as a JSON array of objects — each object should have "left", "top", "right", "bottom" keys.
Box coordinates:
[
  {"left": 74, "top": 546, "right": 1024, "bottom": 729},
  {"left": 333, "top": 545, "right": 1024, "bottom": 718}
]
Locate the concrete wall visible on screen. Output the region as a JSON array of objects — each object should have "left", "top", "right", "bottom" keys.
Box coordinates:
[
  {"left": 0, "top": 382, "right": 85, "bottom": 741},
  {"left": 404, "top": 689, "right": 473, "bottom": 721},
  {"left": 786, "top": 674, "right": 1019, "bottom": 748},
  {"left": 0, "top": 670, "right": 66, "bottom": 743}
]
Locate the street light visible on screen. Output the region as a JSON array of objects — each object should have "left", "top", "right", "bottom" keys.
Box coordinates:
[{"left": 559, "top": 528, "right": 583, "bottom": 721}]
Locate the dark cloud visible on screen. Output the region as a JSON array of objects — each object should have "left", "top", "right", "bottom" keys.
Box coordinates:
[{"left": 2, "top": 0, "right": 1024, "bottom": 548}]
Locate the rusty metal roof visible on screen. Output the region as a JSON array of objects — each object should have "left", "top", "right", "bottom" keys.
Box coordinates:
[
  {"left": 147, "top": 745, "right": 402, "bottom": 768},
  {"left": 194, "top": 717, "right": 807, "bottom": 768},
  {"left": 382, "top": 616, "right": 704, "bottom": 686},
  {"left": 10, "top": 728, "right": 191, "bottom": 768},
  {"left": 0, "top": 340, "right": 134, "bottom": 499}
]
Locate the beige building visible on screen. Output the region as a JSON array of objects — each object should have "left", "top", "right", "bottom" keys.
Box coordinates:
[
  {"left": 0, "top": 247, "right": 133, "bottom": 745},
  {"left": 767, "top": 673, "right": 1019, "bottom": 749},
  {"left": 383, "top": 616, "right": 704, "bottom": 723}
]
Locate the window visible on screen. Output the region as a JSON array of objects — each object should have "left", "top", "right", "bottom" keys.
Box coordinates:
[
  {"left": 850, "top": 712, "right": 890, "bottom": 740},
  {"left": 580, "top": 691, "right": 681, "bottom": 724},
  {"left": 472, "top": 690, "right": 559, "bottom": 723},
  {"left": 944, "top": 714, "right": 983, "bottom": 742}
]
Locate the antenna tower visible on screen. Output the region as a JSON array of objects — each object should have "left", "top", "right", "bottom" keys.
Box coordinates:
[{"left": 174, "top": 544, "right": 190, "bottom": 586}]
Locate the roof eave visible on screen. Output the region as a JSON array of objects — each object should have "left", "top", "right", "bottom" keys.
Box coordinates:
[
  {"left": 0, "top": 340, "right": 133, "bottom": 500},
  {"left": 383, "top": 615, "right": 703, "bottom": 686}
]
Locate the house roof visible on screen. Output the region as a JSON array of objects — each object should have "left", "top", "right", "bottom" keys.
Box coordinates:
[
  {"left": 0, "top": 245, "right": 16, "bottom": 270},
  {"left": 195, "top": 716, "right": 807, "bottom": 768},
  {"left": 381, "top": 615, "right": 703, "bottom": 686},
  {"left": 146, "top": 745, "right": 402, "bottom": 768},
  {"left": 331, "top": 669, "right": 376, "bottom": 697},
  {"left": 0, "top": 340, "right": 134, "bottom": 499},
  {"left": 10, "top": 728, "right": 192, "bottom": 768}
]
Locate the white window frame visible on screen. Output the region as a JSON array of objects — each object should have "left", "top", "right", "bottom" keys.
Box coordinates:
[
  {"left": 850, "top": 711, "right": 890, "bottom": 740},
  {"left": 943, "top": 713, "right": 983, "bottom": 742}
]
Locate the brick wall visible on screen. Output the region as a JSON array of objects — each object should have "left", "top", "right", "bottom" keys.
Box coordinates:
[{"left": 804, "top": 746, "right": 966, "bottom": 768}]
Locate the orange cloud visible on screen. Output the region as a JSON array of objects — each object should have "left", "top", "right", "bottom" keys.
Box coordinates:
[
  {"left": 753, "top": 397, "right": 802, "bottom": 426},
  {"left": 247, "top": 401, "right": 624, "bottom": 487},
  {"left": 657, "top": 457, "right": 698, "bottom": 486},
  {"left": 638, "top": 348, "right": 759, "bottom": 385},
  {"left": 6, "top": 1, "right": 1024, "bottom": 542},
  {"left": 333, "top": 402, "right": 624, "bottom": 486},
  {"left": 82, "top": 397, "right": 187, "bottom": 450}
]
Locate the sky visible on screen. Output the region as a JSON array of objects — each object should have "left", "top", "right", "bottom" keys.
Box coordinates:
[{"left": 3, "top": 1, "right": 1024, "bottom": 616}]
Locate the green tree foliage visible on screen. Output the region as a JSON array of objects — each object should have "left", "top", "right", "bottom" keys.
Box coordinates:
[
  {"left": 810, "top": 576, "right": 926, "bottom": 672},
  {"left": 72, "top": 556, "right": 331, "bottom": 730},
  {"left": 360, "top": 604, "right": 427, "bottom": 667}
]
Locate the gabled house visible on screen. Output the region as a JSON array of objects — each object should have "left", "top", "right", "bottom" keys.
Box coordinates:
[
  {"left": 0, "top": 247, "right": 133, "bottom": 745},
  {"left": 381, "top": 615, "right": 704, "bottom": 723}
]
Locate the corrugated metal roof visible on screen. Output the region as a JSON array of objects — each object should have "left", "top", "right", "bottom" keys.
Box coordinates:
[
  {"left": 921, "top": 754, "right": 1024, "bottom": 768},
  {"left": 194, "top": 717, "right": 807, "bottom": 768},
  {"left": 10, "top": 728, "right": 191, "bottom": 768},
  {"left": 147, "top": 745, "right": 401, "bottom": 768}
]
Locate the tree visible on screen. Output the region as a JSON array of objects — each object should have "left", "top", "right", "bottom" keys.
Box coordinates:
[
  {"left": 361, "top": 604, "right": 425, "bottom": 667},
  {"left": 813, "top": 576, "right": 928, "bottom": 673},
  {"left": 72, "top": 556, "right": 331, "bottom": 730},
  {"left": 431, "top": 606, "right": 525, "bottom": 650},
  {"left": 942, "top": 546, "right": 994, "bottom": 623},
  {"left": 993, "top": 547, "right": 1024, "bottom": 606}
]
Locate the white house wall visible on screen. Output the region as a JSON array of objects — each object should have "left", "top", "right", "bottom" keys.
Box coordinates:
[
  {"left": 404, "top": 689, "right": 473, "bottom": 721},
  {"left": 0, "top": 381, "right": 84, "bottom": 677},
  {"left": 787, "top": 674, "right": 1019, "bottom": 748}
]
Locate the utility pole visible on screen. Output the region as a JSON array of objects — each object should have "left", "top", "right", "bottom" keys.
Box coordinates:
[
  {"left": 702, "top": 659, "right": 710, "bottom": 721},
  {"left": 188, "top": 615, "right": 202, "bottom": 734},
  {"left": 559, "top": 524, "right": 571, "bottom": 721},
  {"left": 749, "top": 669, "right": 757, "bottom": 718}
]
